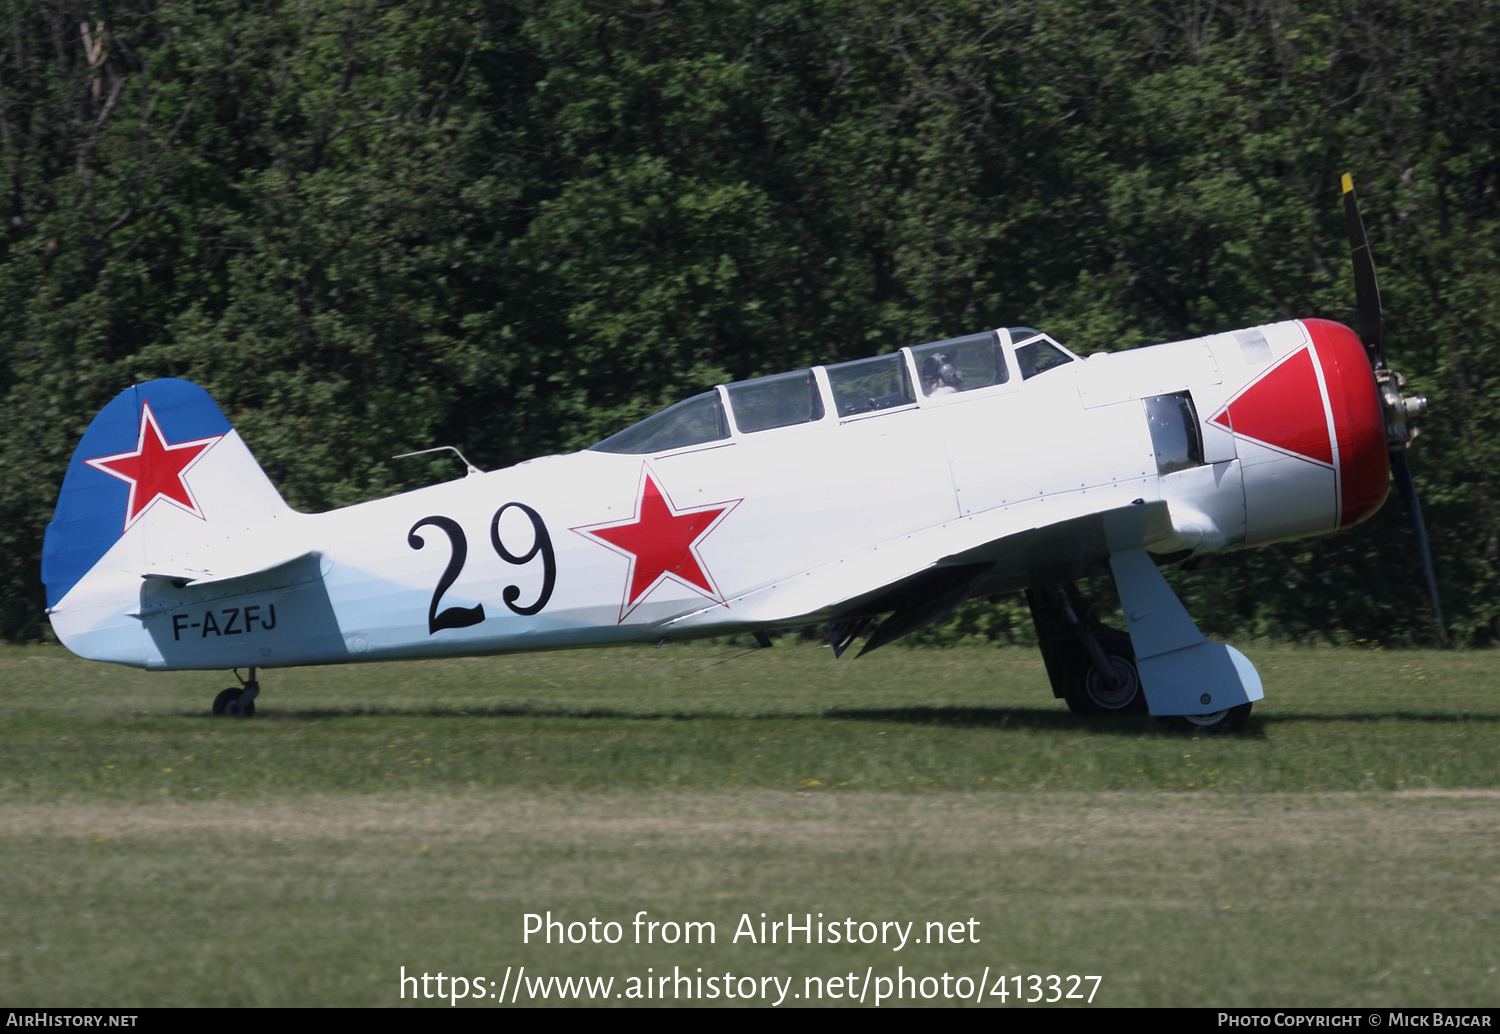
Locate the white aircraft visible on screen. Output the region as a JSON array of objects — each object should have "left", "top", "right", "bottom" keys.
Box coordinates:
[{"left": 40, "top": 178, "right": 1437, "bottom": 729}]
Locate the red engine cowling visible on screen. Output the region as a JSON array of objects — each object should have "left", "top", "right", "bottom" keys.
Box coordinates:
[{"left": 1207, "top": 318, "right": 1388, "bottom": 546}]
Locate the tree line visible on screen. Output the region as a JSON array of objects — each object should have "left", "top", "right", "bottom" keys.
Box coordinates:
[{"left": 2, "top": 0, "right": 1497, "bottom": 645}]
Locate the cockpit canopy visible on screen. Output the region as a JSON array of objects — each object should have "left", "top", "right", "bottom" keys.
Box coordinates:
[
  {"left": 826, "top": 353, "right": 913, "bottom": 416},
  {"left": 910, "top": 331, "right": 1009, "bottom": 399},
  {"left": 589, "top": 326, "right": 1076, "bottom": 454},
  {"left": 589, "top": 391, "right": 730, "bottom": 455},
  {"left": 725, "top": 369, "right": 825, "bottom": 432},
  {"left": 1009, "top": 328, "right": 1075, "bottom": 380}
]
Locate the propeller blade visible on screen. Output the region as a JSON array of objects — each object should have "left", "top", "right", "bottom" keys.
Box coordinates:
[
  {"left": 1341, "top": 173, "right": 1386, "bottom": 369},
  {"left": 1389, "top": 449, "right": 1447, "bottom": 645}
]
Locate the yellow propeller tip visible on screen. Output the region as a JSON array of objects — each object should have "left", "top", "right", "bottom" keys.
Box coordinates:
[{"left": 1341, "top": 173, "right": 1354, "bottom": 194}]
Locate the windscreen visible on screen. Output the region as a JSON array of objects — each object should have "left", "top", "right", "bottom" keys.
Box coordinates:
[{"left": 1012, "top": 330, "right": 1076, "bottom": 380}]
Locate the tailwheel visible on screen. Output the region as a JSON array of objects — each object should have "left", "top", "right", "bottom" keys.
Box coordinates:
[
  {"left": 211, "top": 687, "right": 255, "bottom": 717},
  {"left": 1164, "top": 702, "right": 1252, "bottom": 734},
  {"left": 210, "top": 668, "right": 260, "bottom": 717}
]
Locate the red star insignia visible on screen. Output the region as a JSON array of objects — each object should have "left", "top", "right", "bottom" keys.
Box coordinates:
[
  {"left": 574, "top": 466, "right": 741, "bottom": 622},
  {"left": 84, "top": 401, "right": 226, "bottom": 531}
]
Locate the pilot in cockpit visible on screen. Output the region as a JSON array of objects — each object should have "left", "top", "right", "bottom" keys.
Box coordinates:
[{"left": 922, "top": 353, "right": 964, "bottom": 396}]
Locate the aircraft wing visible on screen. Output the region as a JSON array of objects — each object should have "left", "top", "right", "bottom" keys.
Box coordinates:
[
  {"left": 937, "top": 499, "right": 1174, "bottom": 591},
  {"left": 654, "top": 498, "right": 1177, "bottom": 636}
]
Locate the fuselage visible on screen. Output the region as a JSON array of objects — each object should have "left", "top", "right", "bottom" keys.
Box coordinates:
[{"left": 46, "top": 318, "right": 1386, "bottom": 670}]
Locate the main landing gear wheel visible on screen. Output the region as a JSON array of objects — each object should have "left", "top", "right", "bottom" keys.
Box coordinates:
[
  {"left": 1062, "top": 631, "right": 1146, "bottom": 716},
  {"left": 1029, "top": 584, "right": 1147, "bottom": 718},
  {"left": 1164, "top": 702, "right": 1252, "bottom": 734}
]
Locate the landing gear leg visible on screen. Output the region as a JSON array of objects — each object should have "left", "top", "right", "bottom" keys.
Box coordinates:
[
  {"left": 211, "top": 667, "right": 260, "bottom": 718},
  {"left": 1026, "top": 583, "right": 1145, "bottom": 716}
]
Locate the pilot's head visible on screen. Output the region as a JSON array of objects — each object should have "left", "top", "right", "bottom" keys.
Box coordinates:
[{"left": 923, "top": 353, "right": 962, "bottom": 391}]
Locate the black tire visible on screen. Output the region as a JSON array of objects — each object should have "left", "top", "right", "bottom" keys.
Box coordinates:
[
  {"left": 1062, "top": 631, "right": 1145, "bottom": 716},
  {"left": 212, "top": 687, "right": 255, "bottom": 718},
  {"left": 1164, "top": 702, "right": 1252, "bottom": 733}
]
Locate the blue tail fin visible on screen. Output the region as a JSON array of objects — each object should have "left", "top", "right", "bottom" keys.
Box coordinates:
[{"left": 43, "top": 379, "right": 288, "bottom": 610}]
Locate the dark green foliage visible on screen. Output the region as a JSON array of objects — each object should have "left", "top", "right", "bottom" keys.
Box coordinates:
[{"left": 2, "top": 1, "right": 1497, "bottom": 644}]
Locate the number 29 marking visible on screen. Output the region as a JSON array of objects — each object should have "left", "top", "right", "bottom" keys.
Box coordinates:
[{"left": 408, "top": 503, "right": 557, "bottom": 635}]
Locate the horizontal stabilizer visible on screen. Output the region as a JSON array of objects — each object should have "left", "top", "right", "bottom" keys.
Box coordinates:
[
  {"left": 136, "top": 551, "right": 327, "bottom": 616},
  {"left": 135, "top": 549, "right": 344, "bottom": 670},
  {"left": 1109, "top": 547, "right": 1262, "bottom": 715}
]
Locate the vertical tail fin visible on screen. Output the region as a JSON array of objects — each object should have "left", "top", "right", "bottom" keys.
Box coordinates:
[{"left": 43, "top": 380, "right": 298, "bottom": 663}]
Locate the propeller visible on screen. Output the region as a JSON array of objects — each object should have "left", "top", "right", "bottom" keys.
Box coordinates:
[{"left": 1340, "top": 174, "right": 1446, "bottom": 644}]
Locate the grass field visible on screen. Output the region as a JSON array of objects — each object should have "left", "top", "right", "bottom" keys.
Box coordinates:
[{"left": 1, "top": 640, "right": 1497, "bottom": 1007}]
